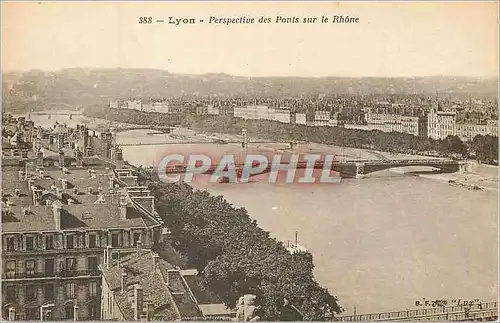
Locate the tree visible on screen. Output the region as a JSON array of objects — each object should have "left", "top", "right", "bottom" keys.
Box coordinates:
[
  {"left": 440, "top": 135, "right": 467, "bottom": 156},
  {"left": 471, "top": 135, "right": 498, "bottom": 165}
]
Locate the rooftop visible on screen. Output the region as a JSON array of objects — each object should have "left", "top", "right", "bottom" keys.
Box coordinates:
[
  {"left": 102, "top": 251, "right": 203, "bottom": 320},
  {"left": 2, "top": 197, "right": 158, "bottom": 233}
]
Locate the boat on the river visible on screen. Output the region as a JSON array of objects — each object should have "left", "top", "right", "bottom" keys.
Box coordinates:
[{"left": 283, "top": 232, "right": 308, "bottom": 254}]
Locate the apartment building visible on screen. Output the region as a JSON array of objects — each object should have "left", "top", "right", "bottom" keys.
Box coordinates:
[
  {"left": 427, "top": 108, "right": 457, "bottom": 140},
  {"left": 1, "top": 160, "right": 163, "bottom": 321},
  {"left": 294, "top": 113, "right": 307, "bottom": 125},
  {"left": 455, "top": 120, "right": 499, "bottom": 142},
  {"left": 273, "top": 108, "right": 291, "bottom": 123},
  {"left": 126, "top": 100, "right": 142, "bottom": 111},
  {"left": 153, "top": 101, "right": 170, "bottom": 114},
  {"left": 427, "top": 108, "right": 498, "bottom": 141}
]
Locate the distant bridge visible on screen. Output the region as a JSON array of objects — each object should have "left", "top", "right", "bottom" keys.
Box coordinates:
[
  {"left": 118, "top": 140, "right": 299, "bottom": 147},
  {"left": 334, "top": 301, "right": 498, "bottom": 321},
  {"left": 88, "top": 125, "right": 172, "bottom": 133},
  {"left": 28, "top": 111, "right": 82, "bottom": 120},
  {"left": 159, "top": 158, "right": 461, "bottom": 178}
]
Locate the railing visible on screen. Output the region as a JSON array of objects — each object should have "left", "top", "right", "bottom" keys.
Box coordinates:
[
  {"left": 2, "top": 269, "right": 101, "bottom": 280},
  {"left": 182, "top": 317, "right": 233, "bottom": 321},
  {"left": 335, "top": 301, "right": 498, "bottom": 322},
  {"left": 160, "top": 159, "right": 458, "bottom": 173}
]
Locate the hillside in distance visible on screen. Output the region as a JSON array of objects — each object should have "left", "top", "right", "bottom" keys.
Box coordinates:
[{"left": 2, "top": 68, "right": 498, "bottom": 110}]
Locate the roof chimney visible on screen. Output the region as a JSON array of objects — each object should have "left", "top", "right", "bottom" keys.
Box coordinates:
[
  {"left": 152, "top": 253, "right": 160, "bottom": 272},
  {"left": 73, "top": 187, "right": 78, "bottom": 195},
  {"left": 120, "top": 196, "right": 128, "bottom": 220},
  {"left": 134, "top": 285, "right": 144, "bottom": 321},
  {"left": 136, "top": 240, "right": 142, "bottom": 257},
  {"left": 36, "top": 150, "right": 44, "bottom": 167},
  {"left": 52, "top": 201, "right": 63, "bottom": 230},
  {"left": 121, "top": 272, "right": 127, "bottom": 292},
  {"left": 58, "top": 150, "right": 65, "bottom": 167}
]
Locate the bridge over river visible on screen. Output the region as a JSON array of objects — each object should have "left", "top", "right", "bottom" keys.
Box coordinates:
[
  {"left": 28, "top": 111, "right": 82, "bottom": 120},
  {"left": 154, "top": 158, "right": 461, "bottom": 179},
  {"left": 118, "top": 128, "right": 461, "bottom": 178}
]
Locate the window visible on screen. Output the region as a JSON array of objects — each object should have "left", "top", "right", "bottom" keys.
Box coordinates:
[
  {"left": 88, "top": 281, "right": 98, "bottom": 297},
  {"left": 65, "top": 305, "right": 74, "bottom": 320},
  {"left": 25, "top": 285, "right": 36, "bottom": 302},
  {"left": 6, "top": 260, "right": 16, "bottom": 278},
  {"left": 6, "top": 237, "right": 15, "bottom": 251},
  {"left": 88, "top": 234, "right": 97, "bottom": 248},
  {"left": 26, "top": 236, "right": 34, "bottom": 251},
  {"left": 26, "top": 308, "right": 39, "bottom": 320},
  {"left": 133, "top": 232, "right": 141, "bottom": 246},
  {"left": 66, "top": 235, "right": 74, "bottom": 249},
  {"left": 87, "top": 256, "right": 98, "bottom": 272},
  {"left": 66, "top": 283, "right": 75, "bottom": 298},
  {"left": 45, "top": 235, "right": 54, "bottom": 250},
  {"left": 44, "top": 284, "right": 54, "bottom": 301},
  {"left": 45, "top": 259, "right": 54, "bottom": 276},
  {"left": 25, "top": 260, "right": 36, "bottom": 276},
  {"left": 88, "top": 305, "right": 98, "bottom": 320},
  {"left": 5, "top": 285, "right": 16, "bottom": 302},
  {"left": 65, "top": 258, "right": 76, "bottom": 273},
  {"left": 111, "top": 233, "right": 119, "bottom": 247}
]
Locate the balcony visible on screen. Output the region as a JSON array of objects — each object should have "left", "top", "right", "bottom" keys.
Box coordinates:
[{"left": 2, "top": 269, "right": 101, "bottom": 280}]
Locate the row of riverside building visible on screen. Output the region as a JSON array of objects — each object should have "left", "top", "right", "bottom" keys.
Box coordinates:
[
  {"left": 109, "top": 99, "right": 498, "bottom": 141},
  {"left": 1, "top": 115, "right": 235, "bottom": 321}
]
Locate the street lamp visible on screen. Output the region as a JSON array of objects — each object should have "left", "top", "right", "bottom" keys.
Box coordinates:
[{"left": 40, "top": 304, "right": 54, "bottom": 321}]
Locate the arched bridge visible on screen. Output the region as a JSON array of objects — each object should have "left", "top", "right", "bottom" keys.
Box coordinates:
[
  {"left": 28, "top": 112, "right": 82, "bottom": 120},
  {"left": 159, "top": 158, "right": 462, "bottom": 179},
  {"left": 355, "top": 159, "right": 461, "bottom": 177}
]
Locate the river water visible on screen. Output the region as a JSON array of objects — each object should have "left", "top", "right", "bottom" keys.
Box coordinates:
[{"left": 21, "top": 112, "right": 499, "bottom": 314}]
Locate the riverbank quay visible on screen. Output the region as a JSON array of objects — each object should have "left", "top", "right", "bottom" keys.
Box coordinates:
[
  {"left": 83, "top": 107, "right": 498, "bottom": 186},
  {"left": 83, "top": 106, "right": 497, "bottom": 165}
]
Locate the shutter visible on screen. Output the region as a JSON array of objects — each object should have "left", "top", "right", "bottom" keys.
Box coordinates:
[
  {"left": 34, "top": 234, "right": 39, "bottom": 250},
  {"left": 95, "top": 231, "right": 100, "bottom": 248},
  {"left": 85, "top": 233, "right": 89, "bottom": 248}
]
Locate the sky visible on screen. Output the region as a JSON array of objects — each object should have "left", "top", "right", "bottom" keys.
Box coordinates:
[{"left": 1, "top": 1, "right": 498, "bottom": 77}]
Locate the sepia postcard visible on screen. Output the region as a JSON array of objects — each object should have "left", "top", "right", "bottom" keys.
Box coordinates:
[{"left": 0, "top": 1, "right": 498, "bottom": 322}]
